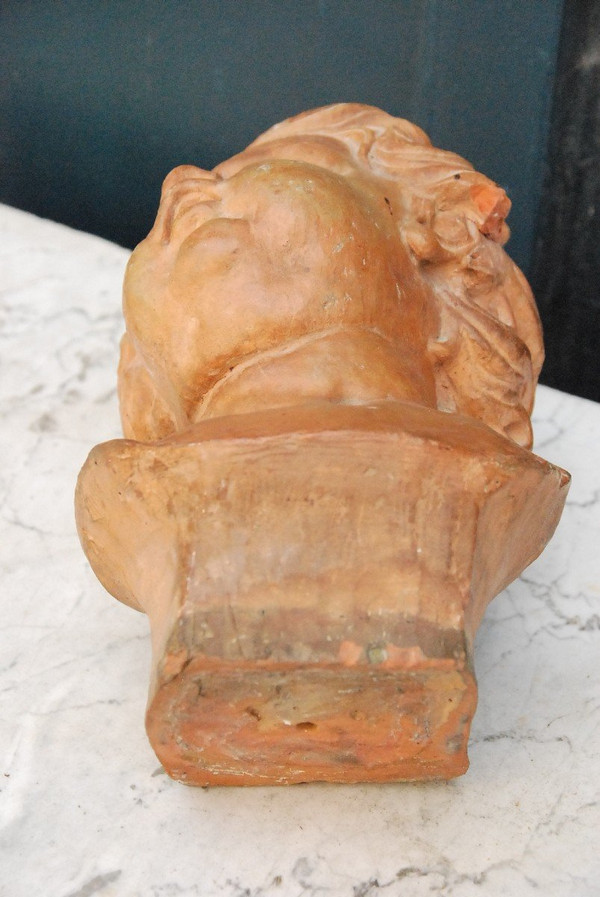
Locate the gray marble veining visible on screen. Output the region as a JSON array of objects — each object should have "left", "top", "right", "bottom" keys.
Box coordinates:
[{"left": 0, "top": 204, "right": 598, "bottom": 896}]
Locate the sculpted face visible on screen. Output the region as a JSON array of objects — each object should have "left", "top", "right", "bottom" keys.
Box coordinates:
[
  {"left": 123, "top": 151, "right": 437, "bottom": 431},
  {"left": 120, "top": 104, "right": 543, "bottom": 448},
  {"left": 132, "top": 161, "right": 416, "bottom": 367}
]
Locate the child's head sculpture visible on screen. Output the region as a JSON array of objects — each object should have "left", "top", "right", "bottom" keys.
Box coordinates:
[
  {"left": 120, "top": 103, "right": 543, "bottom": 448},
  {"left": 77, "top": 104, "right": 569, "bottom": 786}
]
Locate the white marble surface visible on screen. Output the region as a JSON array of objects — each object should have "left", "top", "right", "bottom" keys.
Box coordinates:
[{"left": 1, "top": 202, "right": 599, "bottom": 897}]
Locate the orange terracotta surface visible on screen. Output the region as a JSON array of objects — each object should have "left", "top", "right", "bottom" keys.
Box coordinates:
[{"left": 76, "top": 104, "right": 569, "bottom": 785}]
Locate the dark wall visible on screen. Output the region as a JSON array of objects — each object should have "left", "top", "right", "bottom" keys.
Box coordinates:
[
  {"left": 531, "top": 0, "right": 600, "bottom": 402},
  {"left": 10, "top": 2, "right": 595, "bottom": 397},
  {"left": 1, "top": 0, "right": 562, "bottom": 275}
]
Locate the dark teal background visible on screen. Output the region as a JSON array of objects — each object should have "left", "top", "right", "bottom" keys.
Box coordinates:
[{"left": 0, "top": 1, "right": 563, "bottom": 275}]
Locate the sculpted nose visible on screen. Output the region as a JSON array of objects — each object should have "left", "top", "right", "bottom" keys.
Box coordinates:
[
  {"left": 152, "top": 166, "right": 222, "bottom": 243},
  {"left": 162, "top": 164, "right": 217, "bottom": 191}
]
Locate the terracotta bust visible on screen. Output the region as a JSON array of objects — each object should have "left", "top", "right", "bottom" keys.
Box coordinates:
[{"left": 76, "top": 104, "right": 569, "bottom": 785}]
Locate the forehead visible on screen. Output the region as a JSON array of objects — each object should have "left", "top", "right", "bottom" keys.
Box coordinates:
[
  {"left": 219, "top": 156, "right": 374, "bottom": 221},
  {"left": 216, "top": 134, "right": 360, "bottom": 182},
  {"left": 226, "top": 156, "right": 350, "bottom": 192}
]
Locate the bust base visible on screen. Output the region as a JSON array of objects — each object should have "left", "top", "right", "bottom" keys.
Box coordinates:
[
  {"left": 76, "top": 402, "right": 569, "bottom": 784},
  {"left": 148, "top": 658, "right": 476, "bottom": 786}
]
